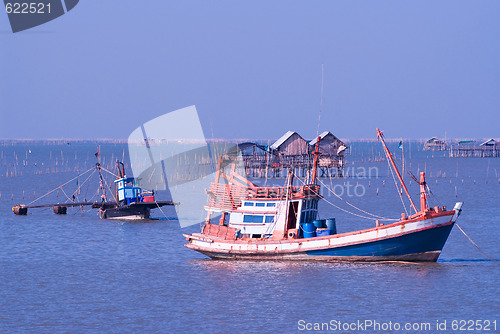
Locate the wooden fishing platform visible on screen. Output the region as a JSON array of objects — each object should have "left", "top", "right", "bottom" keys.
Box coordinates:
[
  {"left": 448, "top": 139, "right": 500, "bottom": 158},
  {"left": 12, "top": 202, "right": 92, "bottom": 215},
  {"left": 12, "top": 201, "right": 175, "bottom": 216}
]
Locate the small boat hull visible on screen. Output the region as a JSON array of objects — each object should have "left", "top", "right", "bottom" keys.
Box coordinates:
[
  {"left": 185, "top": 212, "right": 457, "bottom": 263},
  {"left": 99, "top": 201, "right": 174, "bottom": 220},
  {"left": 101, "top": 204, "right": 150, "bottom": 220}
]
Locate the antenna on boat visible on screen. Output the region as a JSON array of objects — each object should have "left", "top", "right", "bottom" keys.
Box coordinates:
[
  {"left": 376, "top": 129, "right": 418, "bottom": 213},
  {"left": 116, "top": 161, "right": 125, "bottom": 179},
  {"left": 312, "top": 65, "right": 323, "bottom": 184},
  {"left": 316, "top": 64, "right": 324, "bottom": 138}
]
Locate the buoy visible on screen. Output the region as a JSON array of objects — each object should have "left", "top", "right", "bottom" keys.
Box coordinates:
[
  {"left": 53, "top": 206, "right": 67, "bottom": 215},
  {"left": 12, "top": 205, "right": 28, "bottom": 215}
]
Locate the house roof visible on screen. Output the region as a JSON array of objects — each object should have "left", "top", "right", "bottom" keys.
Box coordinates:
[
  {"left": 309, "top": 131, "right": 333, "bottom": 145},
  {"left": 237, "top": 142, "right": 268, "bottom": 152},
  {"left": 481, "top": 138, "right": 496, "bottom": 146},
  {"left": 270, "top": 131, "right": 303, "bottom": 150}
]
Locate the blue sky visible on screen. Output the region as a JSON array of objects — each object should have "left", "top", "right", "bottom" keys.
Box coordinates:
[{"left": 1, "top": 1, "right": 499, "bottom": 140}]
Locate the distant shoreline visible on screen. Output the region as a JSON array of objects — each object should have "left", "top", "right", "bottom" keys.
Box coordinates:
[{"left": 0, "top": 138, "right": 497, "bottom": 145}]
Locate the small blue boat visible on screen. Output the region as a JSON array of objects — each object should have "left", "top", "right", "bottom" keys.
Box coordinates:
[
  {"left": 12, "top": 160, "right": 175, "bottom": 220},
  {"left": 96, "top": 161, "right": 174, "bottom": 220}
]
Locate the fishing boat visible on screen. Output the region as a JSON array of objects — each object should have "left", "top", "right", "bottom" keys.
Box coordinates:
[
  {"left": 94, "top": 161, "right": 174, "bottom": 220},
  {"left": 12, "top": 161, "right": 175, "bottom": 220},
  {"left": 184, "top": 129, "right": 463, "bottom": 262}
]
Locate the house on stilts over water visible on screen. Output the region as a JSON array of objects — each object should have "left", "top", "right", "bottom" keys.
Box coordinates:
[
  {"left": 449, "top": 138, "right": 500, "bottom": 158},
  {"left": 423, "top": 137, "right": 447, "bottom": 151},
  {"left": 241, "top": 130, "right": 347, "bottom": 178}
]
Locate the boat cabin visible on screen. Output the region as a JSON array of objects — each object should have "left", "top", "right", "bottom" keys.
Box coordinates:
[
  {"left": 114, "top": 177, "right": 154, "bottom": 204},
  {"left": 225, "top": 196, "right": 319, "bottom": 239},
  {"left": 204, "top": 174, "right": 322, "bottom": 240}
]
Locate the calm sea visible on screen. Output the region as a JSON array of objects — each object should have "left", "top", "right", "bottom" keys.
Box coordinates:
[{"left": 0, "top": 141, "right": 498, "bottom": 333}]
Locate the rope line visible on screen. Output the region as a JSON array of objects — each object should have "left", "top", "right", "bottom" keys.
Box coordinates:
[
  {"left": 67, "top": 169, "right": 97, "bottom": 203},
  {"left": 154, "top": 200, "right": 170, "bottom": 221},
  {"left": 99, "top": 166, "right": 118, "bottom": 178},
  {"left": 456, "top": 223, "right": 499, "bottom": 265},
  {"left": 27, "top": 167, "right": 94, "bottom": 206},
  {"left": 317, "top": 178, "right": 397, "bottom": 221},
  {"left": 294, "top": 174, "right": 398, "bottom": 221},
  {"left": 59, "top": 186, "right": 72, "bottom": 202},
  {"left": 100, "top": 173, "right": 117, "bottom": 203},
  {"left": 386, "top": 155, "right": 410, "bottom": 216}
]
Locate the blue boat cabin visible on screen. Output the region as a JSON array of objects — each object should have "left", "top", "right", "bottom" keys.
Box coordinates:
[{"left": 114, "top": 177, "right": 145, "bottom": 204}]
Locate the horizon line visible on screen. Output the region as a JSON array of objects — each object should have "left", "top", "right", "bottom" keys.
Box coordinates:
[{"left": 0, "top": 137, "right": 498, "bottom": 143}]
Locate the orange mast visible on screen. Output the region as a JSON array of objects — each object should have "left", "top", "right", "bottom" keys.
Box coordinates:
[
  {"left": 376, "top": 128, "right": 418, "bottom": 214},
  {"left": 311, "top": 136, "right": 321, "bottom": 184},
  {"left": 419, "top": 172, "right": 427, "bottom": 212}
]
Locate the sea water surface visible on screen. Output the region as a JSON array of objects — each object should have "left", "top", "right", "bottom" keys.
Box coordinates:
[{"left": 0, "top": 141, "right": 498, "bottom": 333}]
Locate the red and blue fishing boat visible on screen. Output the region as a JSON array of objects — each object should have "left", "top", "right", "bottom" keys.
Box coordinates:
[{"left": 184, "top": 129, "right": 463, "bottom": 262}]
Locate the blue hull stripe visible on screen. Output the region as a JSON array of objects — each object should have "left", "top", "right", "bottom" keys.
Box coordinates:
[{"left": 306, "top": 223, "right": 454, "bottom": 257}]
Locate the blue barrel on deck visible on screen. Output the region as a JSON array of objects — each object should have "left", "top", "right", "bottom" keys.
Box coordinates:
[
  {"left": 312, "top": 219, "right": 325, "bottom": 229},
  {"left": 316, "top": 228, "right": 331, "bottom": 237},
  {"left": 301, "top": 222, "right": 317, "bottom": 238},
  {"left": 326, "top": 218, "right": 337, "bottom": 234}
]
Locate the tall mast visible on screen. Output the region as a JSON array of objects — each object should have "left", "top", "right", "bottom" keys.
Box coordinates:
[
  {"left": 311, "top": 136, "right": 321, "bottom": 184},
  {"left": 96, "top": 162, "right": 107, "bottom": 202},
  {"left": 376, "top": 129, "right": 418, "bottom": 214}
]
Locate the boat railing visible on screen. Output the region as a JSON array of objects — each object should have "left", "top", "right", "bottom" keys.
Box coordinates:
[
  {"left": 202, "top": 222, "right": 239, "bottom": 240},
  {"left": 207, "top": 182, "right": 320, "bottom": 211}
]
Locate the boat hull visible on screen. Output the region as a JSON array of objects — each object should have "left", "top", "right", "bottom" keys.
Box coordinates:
[
  {"left": 192, "top": 224, "right": 452, "bottom": 262},
  {"left": 102, "top": 205, "right": 150, "bottom": 220},
  {"left": 185, "top": 212, "right": 457, "bottom": 262},
  {"left": 195, "top": 250, "right": 442, "bottom": 262},
  {"left": 100, "top": 201, "right": 174, "bottom": 220}
]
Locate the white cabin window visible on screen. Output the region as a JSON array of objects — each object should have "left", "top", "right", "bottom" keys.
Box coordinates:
[
  {"left": 243, "top": 215, "right": 264, "bottom": 223},
  {"left": 265, "top": 216, "right": 274, "bottom": 223},
  {"left": 255, "top": 202, "right": 265, "bottom": 207},
  {"left": 244, "top": 202, "right": 254, "bottom": 207},
  {"left": 266, "top": 203, "right": 275, "bottom": 207}
]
